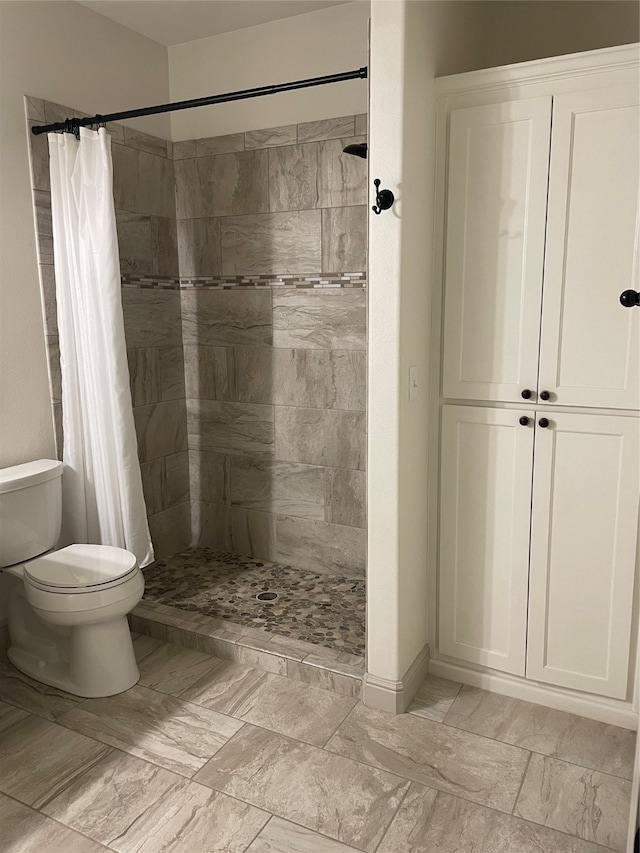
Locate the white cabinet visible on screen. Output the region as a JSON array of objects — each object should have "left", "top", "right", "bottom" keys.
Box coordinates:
[
  {"left": 438, "top": 407, "right": 640, "bottom": 698},
  {"left": 437, "top": 50, "right": 640, "bottom": 705},
  {"left": 439, "top": 405, "right": 533, "bottom": 675},
  {"left": 527, "top": 412, "right": 640, "bottom": 699},
  {"left": 442, "top": 86, "right": 640, "bottom": 409},
  {"left": 538, "top": 86, "right": 640, "bottom": 410},
  {"left": 441, "top": 98, "right": 552, "bottom": 404}
]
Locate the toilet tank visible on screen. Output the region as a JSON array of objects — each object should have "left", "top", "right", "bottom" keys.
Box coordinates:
[{"left": 0, "top": 459, "right": 63, "bottom": 567}]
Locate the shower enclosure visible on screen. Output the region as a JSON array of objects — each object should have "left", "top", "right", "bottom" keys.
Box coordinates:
[{"left": 27, "top": 95, "right": 368, "bottom": 666}]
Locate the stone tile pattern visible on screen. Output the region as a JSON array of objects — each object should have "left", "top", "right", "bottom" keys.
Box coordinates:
[
  {"left": 174, "top": 115, "right": 367, "bottom": 276},
  {"left": 26, "top": 97, "right": 189, "bottom": 558},
  {"left": 28, "top": 101, "right": 367, "bottom": 570},
  {"left": 175, "top": 117, "right": 368, "bottom": 573},
  {"left": 0, "top": 637, "right": 633, "bottom": 853},
  {"left": 142, "top": 547, "right": 366, "bottom": 655}
]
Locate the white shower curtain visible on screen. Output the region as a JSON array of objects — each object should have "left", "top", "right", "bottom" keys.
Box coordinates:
[{"left": 48, "top": 128, "right": 153, "bottom": 567}]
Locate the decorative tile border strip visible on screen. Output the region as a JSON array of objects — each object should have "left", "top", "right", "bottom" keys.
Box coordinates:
[
  {"left": 121, "top": 277, "right": 181, "bottom": 290},
  {"left": 121, "top": 272, "right": 367, "bottom": 290},
  {"left": 129, "top": 598, "right": 365, "bottom": 700}
]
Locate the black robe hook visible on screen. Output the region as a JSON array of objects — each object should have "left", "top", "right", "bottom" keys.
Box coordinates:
[{"left": 372, "top": 178, "right": 394, "bottom": 215}]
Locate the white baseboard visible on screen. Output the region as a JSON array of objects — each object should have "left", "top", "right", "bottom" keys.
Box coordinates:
[
  {"left": 430, "top": 658, "right": 638, "bottom": 730},
  {"left": 363, "top": 644, "right": 430, "bottom": 714}
]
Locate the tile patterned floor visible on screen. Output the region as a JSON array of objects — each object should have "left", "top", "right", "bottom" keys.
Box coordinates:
[
  {"left": 142, "top": 548, "right": 366, "bottom": 655},
  {"left": 0, "top": 641, "right": 634, "bottom": 853}
]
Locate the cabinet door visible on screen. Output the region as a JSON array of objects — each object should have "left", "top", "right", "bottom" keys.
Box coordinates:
[
  {"left": 442, "top": 98, "right": 552, "bottom": 403},
  {"left": 438, "top": 405, "right": 534, "bottom": 674},
  {"left": 527, "top": 412, "right": 640, "bottom": 699},
  {"left": 538, "top": 86, "right": 640, "bottom": 410}
]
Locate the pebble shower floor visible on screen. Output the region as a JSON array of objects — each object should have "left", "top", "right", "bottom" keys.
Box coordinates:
[{"left": 142, "top": 548, "right": 366, "bottom": 656}]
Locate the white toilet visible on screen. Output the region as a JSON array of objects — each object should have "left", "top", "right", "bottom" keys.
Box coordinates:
[{"left": 0, "top": 458, "right": 144, "bottom": 697}]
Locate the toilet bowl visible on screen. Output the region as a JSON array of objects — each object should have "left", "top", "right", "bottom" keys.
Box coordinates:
[{"left": 0, "top": 460, "right": 145, "bottom": 697}]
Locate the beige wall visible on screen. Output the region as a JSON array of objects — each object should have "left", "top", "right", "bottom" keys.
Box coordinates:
[
  {"left": 0, "top": 1, "right": 170, "bottom": 471},
  {"left": 479, "top": 1, "right": 639, "bottom": 69},
  {"left": 367, "top": 0, "right": 485, "bottom": 686},
  {"left": 168, "top": 1, "right": 369, "bottom": 141}
]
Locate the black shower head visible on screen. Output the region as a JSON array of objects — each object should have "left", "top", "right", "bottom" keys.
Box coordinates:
[{"left": 343, "top": 142, "right": 368, "bottom": 159}]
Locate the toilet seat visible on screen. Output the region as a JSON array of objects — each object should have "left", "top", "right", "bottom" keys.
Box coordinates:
[{"left": 24, "top": 544, "right": 138, "bottom": 594}]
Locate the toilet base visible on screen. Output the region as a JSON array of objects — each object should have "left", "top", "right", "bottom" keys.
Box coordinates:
[{"left": 8, "top": 615, "right": 140, "bottom": 698}]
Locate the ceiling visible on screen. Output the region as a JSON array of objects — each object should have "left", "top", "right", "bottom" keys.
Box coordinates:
[{"left": 78, "top": 0, "right": 356, "bottom": 47}]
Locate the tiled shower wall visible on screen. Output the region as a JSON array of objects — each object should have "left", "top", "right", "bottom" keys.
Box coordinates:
[
  {"left": 176, "top": 115, "right": 367, "bottom": 577},
  {"left": 27, "top": 98, "right": 367, "bottom": 570},
  {"left": 26, "top": 96, "right": 191, "bottom": 557}
]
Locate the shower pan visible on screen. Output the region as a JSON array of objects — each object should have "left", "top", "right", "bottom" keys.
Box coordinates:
[{"left": 143, "top": 549, "right": 365, "bottom": 655}]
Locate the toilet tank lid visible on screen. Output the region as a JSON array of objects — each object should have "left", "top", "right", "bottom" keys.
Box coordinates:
[{"left": 0, "top": 459, "right": 63, "bottom": 494}]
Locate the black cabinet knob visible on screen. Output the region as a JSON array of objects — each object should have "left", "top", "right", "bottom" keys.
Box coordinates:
[
  {"left": 519, "top": 416, "right": 530, "bottom": 426},
  {"left": 521, "top": 389, "right": 532, "bottom": 399},
  {"left": 540, "top": 390, "right": 551, "bottom": 401},
  {"left": 620, "top": 289, "right": 640, "bottom": 308},
  {"left": 538, "top": 417, "right": 550, "bottom": 428}
]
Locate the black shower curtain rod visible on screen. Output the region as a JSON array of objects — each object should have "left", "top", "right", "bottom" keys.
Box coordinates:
[{"left": 31, "top": 67, "right": 368, "bottom": 136}]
